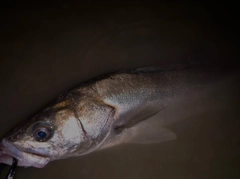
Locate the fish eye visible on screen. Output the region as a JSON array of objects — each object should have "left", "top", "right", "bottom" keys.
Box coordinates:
[{"left": 32, "top": 122, "right": 53, "bottom": 142}]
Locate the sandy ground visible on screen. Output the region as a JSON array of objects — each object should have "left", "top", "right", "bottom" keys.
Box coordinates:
[{"left": 0, "top": 2, "right": 239, "bottom": 179}]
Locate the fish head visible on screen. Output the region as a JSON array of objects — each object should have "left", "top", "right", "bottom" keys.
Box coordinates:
[{"left": 0, "top": 98, "right": 114, "bottom": 168}]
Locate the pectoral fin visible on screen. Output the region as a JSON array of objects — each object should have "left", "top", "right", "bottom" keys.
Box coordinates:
[
  {"left": 123, "top": 118, "right": 177, "bottom": 144},
  {"left": 116, "top": 103, "right": 165, "bottom": 129},
  {"left": 126, "top": 127, "right": 176, "bottom": 144}
]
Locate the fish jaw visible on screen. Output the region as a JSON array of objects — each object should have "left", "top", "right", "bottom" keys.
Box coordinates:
[{"left": 0, "top": 139, "right": 50, "bottom": 168}]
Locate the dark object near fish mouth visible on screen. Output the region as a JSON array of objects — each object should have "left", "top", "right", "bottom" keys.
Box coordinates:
[
  {"left": 0, "top": 157, "right": 18, "bottom": 179},
  {"left": 0, "top": 163, "right": 7, "bottom": 175}
]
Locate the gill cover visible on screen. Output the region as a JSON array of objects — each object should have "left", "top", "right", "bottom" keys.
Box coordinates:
[{"left": 73, "top": 98, "right": 115, "bottom": 154}]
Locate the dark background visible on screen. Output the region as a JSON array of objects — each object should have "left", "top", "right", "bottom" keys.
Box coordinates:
[{"left": 0, "top": 1, "right": 239, "bottom": 179}]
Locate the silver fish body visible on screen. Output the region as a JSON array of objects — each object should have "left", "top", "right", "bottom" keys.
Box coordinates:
[{"left": 0, "top": 66, "right": 228, "bottom": 168}]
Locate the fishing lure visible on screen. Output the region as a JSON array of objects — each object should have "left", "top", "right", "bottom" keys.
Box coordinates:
[{"left": 0, "top": 158, "right": 18, "bottom": 179}]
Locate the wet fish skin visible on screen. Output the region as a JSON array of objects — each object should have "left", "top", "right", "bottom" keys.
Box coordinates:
[{"left": 0, "top": 66, "right": 226, "bottom": 168}]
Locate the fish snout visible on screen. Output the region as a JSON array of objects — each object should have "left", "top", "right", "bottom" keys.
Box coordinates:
[
  {"left": 0, "top": 139, "right": 50, "bottom": 168},
  {"left": 0, "top": 139, "right": 24, "bottom": 161}
]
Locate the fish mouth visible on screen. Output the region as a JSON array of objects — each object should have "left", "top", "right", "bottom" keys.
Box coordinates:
[{"left": 0, "top": 139, "right": 50, "bottom": 168}]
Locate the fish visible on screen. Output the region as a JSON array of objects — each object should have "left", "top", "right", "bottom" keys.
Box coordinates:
[{"left": 0, "top": 66, "right": 230, "bottom": 168}]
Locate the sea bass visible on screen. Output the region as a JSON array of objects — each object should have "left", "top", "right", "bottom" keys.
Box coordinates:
[{"left": 0, "top": 66, "right": 227, "bottom": 168}]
